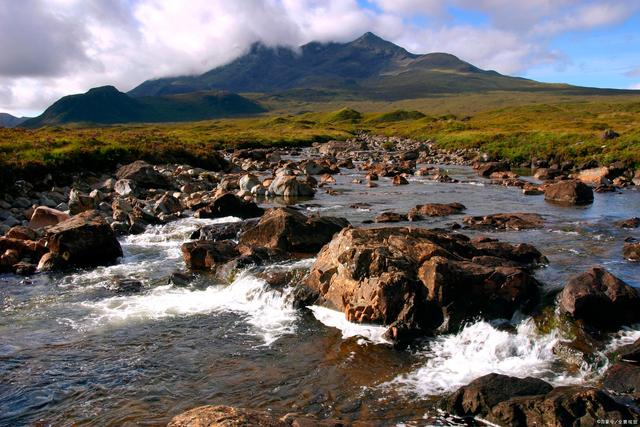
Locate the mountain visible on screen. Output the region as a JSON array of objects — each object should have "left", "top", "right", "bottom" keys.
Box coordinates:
[
  {"left": 21, "top": 86, "right": 265, "bottom": 128},
  {"left": 130, "top": 32, "right": 619, "bottom": 100},
  {"left": 0, "top": 113, "right": 28, "bottom": 128}
]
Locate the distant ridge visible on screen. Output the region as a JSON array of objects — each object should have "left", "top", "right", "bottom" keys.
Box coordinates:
[
  {"left": 21, "top": 86, "right": 265, "bottom": 128},
  {"left": 129, "top": 32, "right": 628, "bottom": 100},
  {"left": 0, "top": 112, "right": 28, "bottom": 128}
]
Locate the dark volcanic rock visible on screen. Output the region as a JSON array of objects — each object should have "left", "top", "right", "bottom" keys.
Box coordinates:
[
  {"left": 544, "top": 180, "right": 594, "bottom": 205},
  {"left": 463, "top": 212, "right": 544, "bottom": 230},
  {"left": 238, "top": 207, "right": 349, "bottom": 254},
  {"left": 558, "top": 267, "right": 640, "bottom": 328},
  {"left": 42, "top": 210, "right": 122, "bottom": 269}
]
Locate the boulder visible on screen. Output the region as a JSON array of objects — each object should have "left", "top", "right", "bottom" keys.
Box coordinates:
[
  {"left": 374, "top": 212, "right": 407, "bottom": 223},
  {"left": 615, "top": 217, "right": 640, "bottom": 229},
  {"left": 5, "top": 226, "right": 38, "bottom": 241},
  {"left": 544, "top": 180, "right": 594, "bottom": 205},
  {"left": 191, "top": 219, "right": 259, "bottom": 241},
  {"left": 68, "top": 189, "right": 96, "bottom": 215},
  {"left": 301, "top": 227, "right": 542, "bottom": 341},
  {"left": 407, "top": 203, "right": 465, "bottom": 220},
  {"left": 181, "top": 240, "right": 240, "bottom": 271},
  {"left": 443, "top": 373, "right": 553, "bottom": 417},
  {"left": 602, "top": 362, "right": 640, "bottom": 395},
  {"left": 443, "top": 374, "right": 638, "bottom": 426},
  {"left": 475, "top": 161, "right": 509, "bottom": 177},
  {"left": 463, "top": 213, "right": 544, "bottom": 230},
  {"left": 238, "top": 207, "right": 349, "bottom": 254},
  {"left": 114, "top": 179, "right": 138, "bottom": 197},
  {"left": 558, "top": 267, "right": 640, "bottom": 328},
  {"left": 239, "top": 174, "right": 260, "bottom": 192},
  {"left": 194, "top": 193, "right": 264, "bottom": 220},
  {"left": 623, "top": 243, "right": 640, "bottom": 261},
  {"left": 392, "top": 175, "right": 409, "bottom": 185},
  {"left": 577, "top": 166, "right": 611, "bottom": 186},
  {"left": 115, "top": 160, "right": 168, "bottom": 188},
  {"left": 153, "top": 193, "right": 182, "bottom": 215},
  {"left": 42, "top": 210, "right": 122, "bottom": 269},
  {"left": 268, "top": 175, "right": 315, "bottom": 198},
  {"left": 29, "top": 206, "right": 71, "bottom": 229}
]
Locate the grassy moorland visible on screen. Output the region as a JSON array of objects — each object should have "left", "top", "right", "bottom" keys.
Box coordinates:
[{"left": 1, "top": 97, "right": 640, "bottom": 184}]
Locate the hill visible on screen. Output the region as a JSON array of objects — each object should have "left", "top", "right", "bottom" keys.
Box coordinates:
[
  {"left": 21, "top": 86, "right": 265, "bottom": 127},
  {"left": 0, "top": 113, "right": 28, "bottom": 128},
  {"left": 130, "top": 32, "right": 633, "bottom": 101}
]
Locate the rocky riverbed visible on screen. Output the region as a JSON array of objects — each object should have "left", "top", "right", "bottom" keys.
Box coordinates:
[{"left": 1, "top": 135, "right": 640, "bottom": 425}]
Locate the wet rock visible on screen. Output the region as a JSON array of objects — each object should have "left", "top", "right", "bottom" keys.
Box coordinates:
[
  {"left": 444, "top": 374, "right": 638, "bottom": 426},
  {"left": 603, "top": 362, "right": 640, "bottom": 395},
  {"left": 238, "top": 207, "right": 349, "bottom": 254},
  {"left": 192, "top": 219, "right": 259, "bottom": 241},
  {"left": 29, "top": 206, "right": 71, "bottom": 229},
  {"left": 544, "top": 180, "right": 594, "bottom": 205},
  {"left": 374, "top": 212, "right": 407, "bottom": 223},
  {"left": 475, "top": 161, "right": 509, "bottom": 177},
  {"left": 111, "top": 278, "right": 143, "bottom": 294},
  {"left": 392, "top": 175, "right": 409, "bottom": 185},
  {"left": 463, "top": 212, "right": 544, "bottom": 231},
  {"left": 42, "top": 210, "right": 123, "bottom": 269},
  {"left": 168, "top": 405, "right": 288, "bottom": 427},
  {"left": 116, "top": 160, "right": 168, "bottom": 188},
  {"left": 181, "top": 240, "right": 240, "bottom": 271},
  {"left": 407, "top": 203, "right": 465, "bottom": 220},
  {"left": 471, "top": 239, "right": 547, "bottom": 266},
  {"left": 443, "top": 373, "right": 553, "bottom": 418},
  {"left": 68, "top": 189, "right": 96, "bottom": 215},
  {"left": 194, "top": 193, "right": 263, "bottom": 220},
  {"left": 559, "top": 267, "right": 640, "bottom": 329},
  {"left": 301, "top": 227, "right": 542, "bottom": 340},
  {"left": 623, "top": 243, "right": 640, "bottom": 261},
  {"left": 267, "top": 175, "right": 315, "bottom": 198},
  {"left": 5, "top": 226, "right": 38, "bottom": 241},
  {"left": 167, "top": 271, "right": 192, "bottom": 288},
  {"left": 615, "top": 217, "right": 640, "bottom": 229}
]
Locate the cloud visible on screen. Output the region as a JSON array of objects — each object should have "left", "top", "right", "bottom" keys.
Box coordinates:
[
  {"left": 630, "top": 83, "right": 640, "bottom": 90},
  {"left": 626, "top": 68, "right": 640, "bottom": 78},
  {"left": 0, "top": 0, "right": 638, "bottom": 116}
]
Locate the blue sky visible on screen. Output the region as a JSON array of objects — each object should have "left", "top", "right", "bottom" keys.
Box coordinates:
[{"left": 0, "top": 0, "right": 639, "bottom": 116}]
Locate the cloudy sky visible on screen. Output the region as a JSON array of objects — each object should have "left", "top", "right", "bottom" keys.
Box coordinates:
[{"left": 1, "top": 0, "right": 639, "bottom": 116}]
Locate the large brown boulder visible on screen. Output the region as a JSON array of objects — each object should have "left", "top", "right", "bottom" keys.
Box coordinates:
[
  {"left": 463, "top": 212, "right": 544, "bottom": 230},
  {"left": 577, "top": 166, "right": 611, "bottom": 186},
  {"left": 239, "top": 207, "right": 349, "bottom": 254},
  {"left": 29, "top": 206, "right": 71, "bottom": 229},
  {"left": 475, "top": 161, "right": 510, "bottom": 177},
  {"left": 181, "top": 240, "right": 240, "bottom": 271},
  {"left": 42, "top": 210, "right": 122, "bottom": 269},
  {"left": 544, "top": 180, "right": 594, "bottom": 205},
  {"left": 443, "top": 373, "right": 553, "bottom": 418},
  {"left": 115, "top": 160, "right": 168, "bottom": 188},
  {"left": 558, "top": 267, "right": 640, "bottom": 328},
  {"left": 407, "top": 203, "right": 465, "bottom": 220},
  {"left": 443, "top": 374, "right": 638, "bottom": 427},
  {"left": 302, "top": 227, "right": 542, "bottom": 340},
  {"left": 194, "top": 193, "right": 264, "bottom": 220}
]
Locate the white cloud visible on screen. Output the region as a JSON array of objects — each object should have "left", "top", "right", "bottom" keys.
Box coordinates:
[
  {"left": 0, "top": 0, "right": 638, "bottom": 116},
  {"left": 630, "top": 83, "right": 640, "bottom": 90}
]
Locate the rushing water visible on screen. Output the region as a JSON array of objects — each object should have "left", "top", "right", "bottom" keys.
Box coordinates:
[{"left": 2, "top": 161, "right": 640, "bottom": 426}]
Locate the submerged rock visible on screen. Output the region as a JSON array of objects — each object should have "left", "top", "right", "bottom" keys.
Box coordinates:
[
  {"left": 558, "top": 267, "right": 640, "bottom": 329},
  {"left": 463, "top": 212, "right": 544, "bottom": 230},
  {"left": 544, "top": 180, "right": 594, "bottom": 205},
  {"left": 407, "top": 203, "right": 465, "bottom": 220}
]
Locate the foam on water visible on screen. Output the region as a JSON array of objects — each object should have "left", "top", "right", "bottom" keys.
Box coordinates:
[
  {"left": 76, "top": 271, "right": 297, "bottom": 345},
  {"left": 388, "top": 319, "right": 583, "bottom": 396},
  {"left": 309, "top": 305, "right": 390, "bottom": 345}
]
